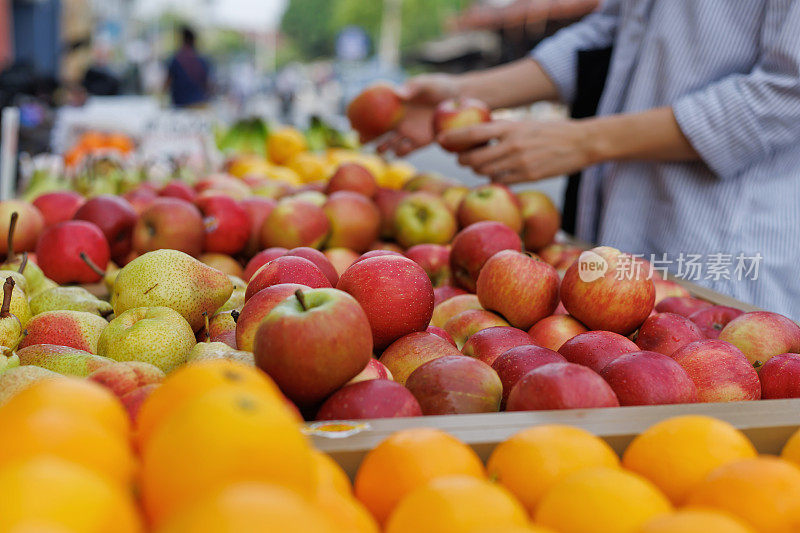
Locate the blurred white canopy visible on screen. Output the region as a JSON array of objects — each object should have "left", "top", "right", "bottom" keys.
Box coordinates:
[{"left": 132, "top": 0, "right": 287, "bottom": 32}]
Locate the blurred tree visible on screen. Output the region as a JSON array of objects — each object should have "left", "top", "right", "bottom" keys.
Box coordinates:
[{"left": 280, "top": 0, "right": 338, "bottom": 58}]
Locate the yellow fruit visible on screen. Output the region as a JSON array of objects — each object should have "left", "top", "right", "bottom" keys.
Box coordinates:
[
  {"left": 0, "top": 456, "right": 141, "bottom": 533},
  {"left": 227, "top": 155, "right": 273, "bottom": 179},
  {"left": 622, "top": 415, "right": 756, "bottom": 504},
  {"left": 471, "top": 528, "right": 556, "bottom": 533},
  {"left": 157, "top": 482, "right": 336, "bottom": 533},
  {"left": 386, "top": 475, "right": 528, "bottom": 533},
  {"left": 141, "top": 385, "right": 315, "bottom": 526},
  {"left": 135, "top": 359, "right": 285, "bottom": 448},
  {"left": 313, "top": 450, "right": 352, "bottom": 497},
  {"left": 535, "top": 467, "right": 672, "bottom": 533},
  {"left": 380, "top": 160, "right": 416, "bottom": 189},
  {"left": 487, "top": 425, "right": 619, "bottom": 514},
  {"left": 267, "top": 127, "right": 308, "bottom": 165},
  {"left": 0, "top": 377, "right": 130, "bottom": 440},
  {"left": 0, "top": 407, "right": 135, "bottom": 487},
  {"left": 686, "top": 457, "right": 800, "bottom": 533},
  {"left": 781, "top": 427, "right": 800, "bottom": 467},
  {"left": 287, "top": 152, "right": 331, "bottom": 183},
  {"left": 317, "top": 489, "right": 379, "bottom": 533},
  {"left": 354, "top": 428, "right": 485, "bottom": 525},
  {"left": 263, "top": 165, "right": 303, "bottom": 186},
  {"left": 637, "top": 509, "right": 756, "bottom": 533}
]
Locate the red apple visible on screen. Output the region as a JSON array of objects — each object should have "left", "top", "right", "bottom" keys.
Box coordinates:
[
  {"left": 121, "top": 383, "right": 160, "bottom": 423},
  {"left": 35, "top": 221, "right": 110, "bottom": 284},
  {"left": 517, "top": 190, "right": 560, "bottom": 251},
  {"left": 87, "top": 361, "right": 165, "bottom": 398},
  {"left": 433, "top": 97, "right": 491, "bottom": 152},
  {"left": 133, "top": 197, "right": 204, "bottom": 256},
  {"left": 426, "top": 325, "right": 456, "bottom": 346},
  {"left": 528, "top": 315, "right": 588, "bottom": 352},
  {"left": 236, "top": 283, "right": 307, "bottom": 351},
  {"left": 635, "top": 312, "right": 705, "bottom": 357},
  {"left": 74, "top": 194, "right": 137, "bottom": 263},
  {"left": 326, "top": 163, "right": 377, "bottom": 197},
  {"left": 457, "top": 184, "right": 522, "bottom": 232},
  {"left": 689, "top": 306, "right": 744, "bottom": 339},
  {"left": 0, "top": 200, "right": 44, "bottom": 254},
  {"left": 285, "top": 247, "right": 338, "bottom": 286},
  {"left": 476, "top": 250, "right": 560, "bottom": 330},
  {"left": 347, "top": 84, "right": 404, "bottom": 142},
  {"left": 450, "top": 221, "right": 523, "bottom": 292},
  {"left": 356, "top": 249, "right": 404, "bottom": 263},
  {"left": 600, "top": 351, "right": 699, "bottom": 406},
  {"left": 538, "top": 242, "right": 582, "bottom": 270},
  {"left": 393, "top": 192, "right": 457, "bottom": 248},
  {"left": 260, "top": 198, "right": 330, "bottom": 250},
  {"left": 323, "top": 191, "right": 381, "bottom": 253},
  {"left": 405, "top": 244, "right": 452, "bottom": 287},
  {"left": 655, "top": 296, "right": 712, "bottom": 317},
  {"left": 507, "top": 362, "right": 619, "bottom": 411},
  {"left": 159, "top": 180, "right": 197, "bottom": 203},
  {"left": 759, "top": 353, "right": 800, "bottom": 399},
  {"left": 653, "top": 279, "right": 691, "bottom": 305},
  {"left": 671, "top": 339, "right": 760, "bottom": 402},
  {"left": 558, "top": 330, "right": 640, "bottom": 374},
  {"left": 405, "top": 355, "right": 502, "bottom": 415},
  {"left": 560, "top": 247, "right": 655, "bottom": 335},
  {"left": 431, "top": 294, "right": 482, "bottom": 328},
  {"left": 460, "top": 326, "right": 533, "bottom": 365},
  {"left": 403, "top": 173, "right": 458, "bottom": 195},
  {"left": 316, "top": 379, "right": 421, "bottom": 420},
  {"left": 442, "top": 186, "right": 469, "bottom": 213},
  {"left": 122, "top": 187, "right": 158, "bottom": 215},
  {"left": 492, "top": 345, "right": 566, "bottom": 406},
  {"left": 374, "top": 187, "right": 409, "bottom": 239},
  {"left": 433, "top": 285, "right": 468, "bottom": 306},
  {"left": 378, "top": 331, "right": 462, "bottom": 385},
  {"left": 33, "top": 191, "right": 84, "bottom": 228},
  {"left": 243, "top": 247, "right": 288, "bottom": 281},
  {"left": 245, "top": 256, "right": 331, "bottom": 301},
  {"left": 444, "top": 309, "right": 510, "bottom": 349},
  {"left": 718, "top": 311, "right": 800, "bottom": 367},
  {"left": 337, "top": 255, "right": 434, "bottom": 351},
  {"left": 347, "top": 358, "right": 393, "bottom": 385},
  {"left": 367, "top": 241, "right": 405, "bottom": 253},
  {"left": 240, "top": 197, "right": 277, "bottom": 257},
  {"left": 254, "top": 287, "right": 373, "bottom": 406},
  {"left": 324, "top": 247, "right": 360, "bottom": 276}
]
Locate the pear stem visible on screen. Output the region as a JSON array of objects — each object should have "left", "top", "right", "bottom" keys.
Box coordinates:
[
  {"left": 0, "top": 277, "right": 13, "bottom": 318},
  {"left": 80, "top": 252, "right": 106, "bottom": 277},
  {"left": 202, "top": 311, "right": 210, "bottom": 342},
  {"left": 5, "top": 212, "right": 17, "bottom": 264},
  {"left": 17, "top": 252, "right": 27, "bottom": 274},
  {"left": 295, "top": 289, "right": 307, "bottom": 311}
]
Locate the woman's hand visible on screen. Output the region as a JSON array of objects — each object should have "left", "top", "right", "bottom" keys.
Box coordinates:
[
  {"left": 376, "top": 74, "right": 461, "bottom": 156},
  {"left": 440, "top": 119, "right": 597, "bottom": 184}
]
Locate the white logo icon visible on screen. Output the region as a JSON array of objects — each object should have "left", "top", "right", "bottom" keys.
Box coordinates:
[{"left": 578, "top": 251, "right": 608, "bottom": 282}]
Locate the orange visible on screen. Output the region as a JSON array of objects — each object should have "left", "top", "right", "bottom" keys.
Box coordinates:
[
  {"left": 267, "top": 127, "right": 308, "bottom": 165},
  {"left": 534, "top": 467, "right": 672, "bottom": 533},
  {"left": 780, "top": 427, "right": 800, "bottom": 467},
  {"left": 78, "top": 131, "right": 106, "bottom": 152},
  {"left": 106, "top": 133, "right": 134, "bottom": 154},
  {"left": 5, "top": 521, "right": 74, "bottom": 533},
  {"left": 354, "top": 428, "right": 485, "bottom": 525},
  {"left": 140, "top": 385, "right": 315, "bottom": 527},
  {"left": 471, "top": 527, "right": 556, "bottom": 533},
  {"left": 487, "top": 425, "right": 619, "bottom": 514},
  {"left": 0, "top": 407, "right": 135, "bottom": 487},
  {"left": 638, "top": 509, "right": 756, "bottom": 533},
  {"left": 287, "top": 152, "right": 331, "bottom": 183},
  {"left": 386, "top": 475, "right": 528, "bottom": 533},
  {"left": 135, "top": 359, "right": 285, "bottom": 448},
  {"left": 622, "top": 415, "right": 756, "bottom": 504},
  {"left": 0, "top": 456, "right": 142, "bottom": 533},
  {"left": 313, "top": 449, "right": 352, "bottom": 497},
  {"left": 686, "top": 457, "right": 800, "bottom": 533},
  {"left": 0, "top": 377, "right": 130, "bottom": 440},
  {"left": 156, "top": 482, "right": 336, "bottom": 533},
  {"left": 317, "top": 489, "right": 380, "bottom": 533}
]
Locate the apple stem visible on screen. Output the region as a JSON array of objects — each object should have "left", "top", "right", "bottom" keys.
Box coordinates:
[
  {"left": 230, "top": 309, "right": 240, "bottom": 323},
  {"left": 753, "top": 360, "right": 763, "bottom": 369},
  {"left": 17, "top": 252, "right": 27, "bottom": 274},
  {"left": 80, "top": 252, "right": 106, "bottom": 277},
  {"left": 5, "top": 212, "right": 17, "bottom": 264},
  {"left": 0, "top": 277, "right": 13, "bottom": 318},
  {"left": 202, "top": 311, "right": 210, "bottom": 342},
  {"left": 295, "top": 289, "right": 307, "bottom": 311}
]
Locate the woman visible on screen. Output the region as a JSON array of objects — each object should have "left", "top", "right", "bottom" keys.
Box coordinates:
[{"left": 380, "top": 0, "right": 800, "bottom": 319}]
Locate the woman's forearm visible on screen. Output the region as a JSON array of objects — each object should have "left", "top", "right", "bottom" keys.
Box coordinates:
[
  {"left": 456, "top": 59, "right": 561, "bottom": 109},
  {"left": 584, "top": 106, "right": 699, "bottom": 164}
]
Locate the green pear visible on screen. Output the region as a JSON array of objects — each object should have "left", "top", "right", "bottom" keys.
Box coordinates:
[
  {"left": 29, "top": 286, "right": 114, "bottom": 318},
  {"left": 98, "top": 306, "right": 195, "bottom": 372},
  {"left": 113, "top": 250, "right": 233, "bottom": 331},
  {"left": 18, "top": 310, "right": 109, "bottom": 354},
  {"left": 0, "top": 365, "right": 60, "bottom": 405},
  {"left": 0, "top": 351, "right": 20, "bottom": 374},
  {"left": 0, "top": 270, "right": 26, "bottom": 293},
  {"left": 16, "top": 344, "right": 114, "bottom": 377},
  {"left": 0, "top": 277, "right": 21, "bottom": 347},
  {"left": 217, "top": 275, "right": 245, "bottom": 313},
  {"left": 187, "top": 341, "right": 255, "bottom": 366},
  {"left": 0, "top": 252, "right": 47, "bottom": 297}
]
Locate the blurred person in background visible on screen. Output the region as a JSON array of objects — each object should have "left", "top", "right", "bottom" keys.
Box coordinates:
[
  {"left": 378, "top": 0, "right": 800, "bottom": 319},
  {"left": 165, "top": 26, "right": 212, "bottom": 108}
]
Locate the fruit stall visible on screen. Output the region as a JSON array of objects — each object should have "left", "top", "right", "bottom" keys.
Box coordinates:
[{"left": 0, "top": 86, "right": 798, "bottom": 533}]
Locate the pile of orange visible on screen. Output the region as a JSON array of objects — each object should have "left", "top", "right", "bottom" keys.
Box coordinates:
[{"left": 64, "top": 131, "right": 136, "bottom": 168}]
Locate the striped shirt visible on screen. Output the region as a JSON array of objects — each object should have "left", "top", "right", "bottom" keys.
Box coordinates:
[{"left": 531, "top": 0, "right": 800, "bottom": 319}]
